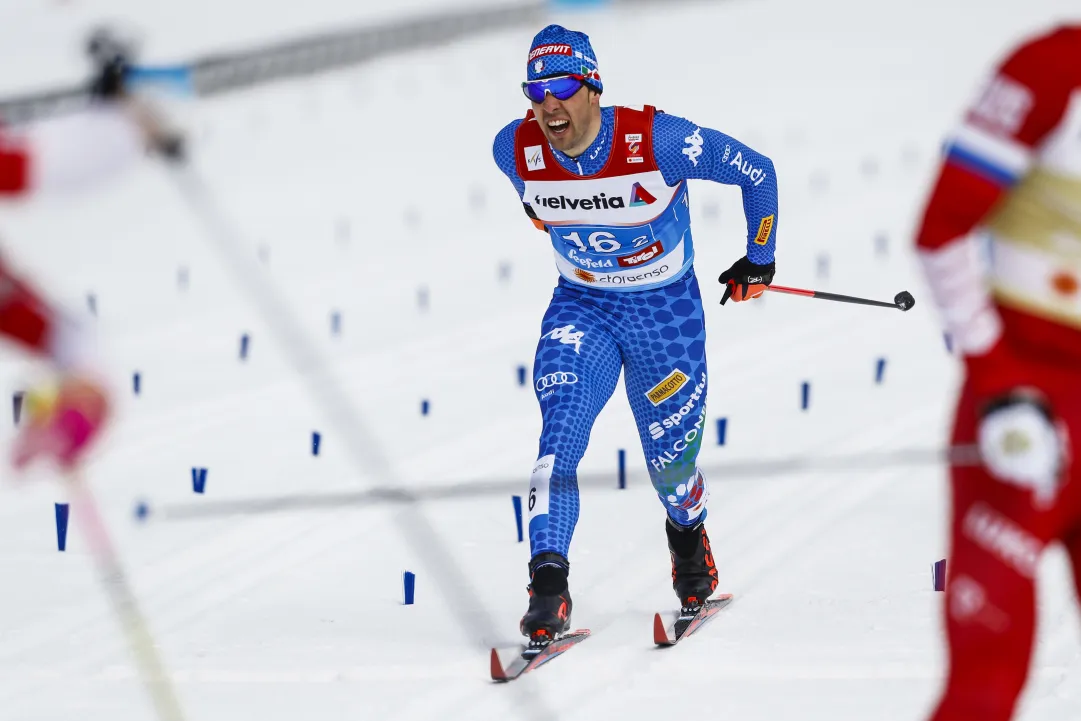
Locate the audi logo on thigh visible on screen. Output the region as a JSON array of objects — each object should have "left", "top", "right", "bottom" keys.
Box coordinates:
[{"left": 536, "top": 372, "right": 579, "bottom": 391}]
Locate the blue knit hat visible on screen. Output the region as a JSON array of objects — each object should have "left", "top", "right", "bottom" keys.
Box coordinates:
[{"left": 526, "top": 24, "right": 602, "bottom": 93}]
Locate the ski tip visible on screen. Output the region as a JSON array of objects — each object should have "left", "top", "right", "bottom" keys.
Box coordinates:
[
  {"left": 490, "top": 648, "right": 507, "bottom": 682},
  {"left": 715, "top": 592, "right": 734, "bottom": 602},
  {"left": 653, "top": 612, "right": 670, "bottom": 645}
]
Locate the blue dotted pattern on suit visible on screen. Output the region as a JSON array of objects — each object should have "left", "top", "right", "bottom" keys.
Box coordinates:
[
  {"left": 528, "top": 269, "right": 711, "bottom": 561},
  {"left": 491, "top": 106, "right": 778, "bottom": 263}
]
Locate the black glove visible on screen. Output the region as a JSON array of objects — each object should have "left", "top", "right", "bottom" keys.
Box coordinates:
[
  {"left": 89, "top": 56, "right": 128, "bottom": 99},
  {"left": 718, "top": 256, "right": 775, "bottom": 305},
  {"left": 86, "top": 27, "right": 134, "bottom": 99}
]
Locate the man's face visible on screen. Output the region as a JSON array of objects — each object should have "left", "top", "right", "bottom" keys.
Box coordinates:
[{"left": 531, "top": 83, "right": 598, "bottom": 155}]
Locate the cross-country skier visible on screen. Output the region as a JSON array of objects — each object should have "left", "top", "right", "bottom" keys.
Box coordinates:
[
  {"left": 914, "top": 24, "right": 1081, "bottom": 721},
  {"left": 0, "top": 51, "right": 179, "bottom": 470},
  {"left": 493, "top": 24, "right": 779, "bottom": 644}
]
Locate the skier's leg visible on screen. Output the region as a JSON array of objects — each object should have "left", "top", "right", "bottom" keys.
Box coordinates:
[
  {"left": 527, "top": 288, "right": 623, "bottom": 565},
  {"left": 620, "top": 273, "right": 710, "bottom": 526},
  {"left": 618, "top": 272, "right": 715, "bottom": 604},
  {"left": 521, "top": 288, "right": 623, "bottom": 638},
  {"left": 929, "top": 382, "right": 1050, "bottom": 721}
]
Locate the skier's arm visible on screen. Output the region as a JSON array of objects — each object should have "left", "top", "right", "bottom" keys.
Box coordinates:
[
  {"left": 0, "top": 106, "right": 147, "bottom": 197},
  {"left": 493, "top": 119, "right": 548, "bottom": 231},
  {"left": 652, "top": 112, "right": 778, "bottom": 265},
  {"left": 914, "top": 29, "right": 1076, "bottom": 360}
]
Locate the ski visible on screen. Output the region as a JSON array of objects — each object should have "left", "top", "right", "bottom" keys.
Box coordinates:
[
  {"left": 653, "top": 593, "right": 734, "bottom": 646},
  {"left": 490, "top": 630, "right": 591, "bottom": 682}
]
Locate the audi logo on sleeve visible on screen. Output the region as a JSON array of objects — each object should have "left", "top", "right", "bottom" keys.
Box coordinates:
[{"left": 535, "top": 372, "right": 580, "bottom": 391}]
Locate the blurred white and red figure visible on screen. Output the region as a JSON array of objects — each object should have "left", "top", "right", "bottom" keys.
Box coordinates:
[
  {"left": 0, "top": 97, "right": 170, "bottom": 470},
  {"left": 915, "top": 24, "right": 1081, "bottom": 721}
]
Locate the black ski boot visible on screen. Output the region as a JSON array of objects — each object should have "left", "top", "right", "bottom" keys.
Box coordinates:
[
  {"left": 520, "top": 553, "right": 572, "bottom": 645},
  {"left": 666, "top": 517, "right": 719, "bottom": 610}
]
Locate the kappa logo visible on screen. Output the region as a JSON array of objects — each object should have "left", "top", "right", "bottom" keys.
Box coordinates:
[
  {"left": 729, "top": 150, "right": 768, "bottom": 186},
  {"left": 529, "top": 44, "right": 572, "bottom": 61},
  {"left": 542, "top": 325, "right": 585, "bottom": 353},
  {"left": 525, "top": 145, "right": 545, "bottom": 171},
  {"left": 754, "top": 215, "right": 775, "bottom": 245},
  {"left": 617, "top": 240, "right": 663, "bottom": 267},
  {"left": 646, "top": 369, "right": 690, "bottom": 406},
  {"left": 629, "top": 183, "right": 656, "bottom": 207},
  {"left": 683, "top": 127, "right": 704, "bottom": 166}
]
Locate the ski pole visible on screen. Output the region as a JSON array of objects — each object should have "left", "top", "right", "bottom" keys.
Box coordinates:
[
  {"left": 67, "top": 470, "right": 186, "bottom": 721},
  {"left": 767, "top": 284, "right": 916, "bottom": 311}
]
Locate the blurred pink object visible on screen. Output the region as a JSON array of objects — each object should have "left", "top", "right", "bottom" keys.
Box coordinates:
[{"left": 12, "top": 377, "right": 110, "bottom": 470}]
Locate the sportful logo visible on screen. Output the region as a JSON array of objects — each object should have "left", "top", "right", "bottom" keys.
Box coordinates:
[
  {"left": 648, "top": 422, "right": 664, "bottom": 439},
  {"left": 529, "top": 44, "right": 572, "bottom": 61},
  {"left": 683, "top": 127, "right": 704, "bottom": 166},
  {"left": 525, "top": 145, "right": 545, "bottom": 171},
  {"left": 536, "top": 372, "right": 579, "bottom": 391},
  {"left": 629, "top": 183, "right": 657, "bottom": 207},
  {"left": 729, "top": 150, "right": 768, "bottom": 186},
  {"left": 534, "top": 193, "right": 625, "bottom": 210},
  {"left": 662, "top": 372, "right": 706, "bottom": 429},
  {"left": 542, "top": 325, "right": 585, "bottom": 354}
]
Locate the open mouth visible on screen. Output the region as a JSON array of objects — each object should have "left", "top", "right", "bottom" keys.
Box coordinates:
[{"left": 546, "top": 118, "right": 570, "bottom": 137}]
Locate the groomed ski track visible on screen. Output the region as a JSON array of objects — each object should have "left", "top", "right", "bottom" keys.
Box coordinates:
[{"left": 0, "top": 1, "right": 1079, "bottom": 720}]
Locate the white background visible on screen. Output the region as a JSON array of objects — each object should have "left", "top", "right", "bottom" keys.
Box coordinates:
[{"left": 0, "top": 1, "right": 1079, "bottom": 720}]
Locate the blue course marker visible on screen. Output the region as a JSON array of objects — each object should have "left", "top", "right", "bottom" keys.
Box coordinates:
[
  {"left": 417, "top": 287, "right": 429, "bottom": 310},
  {"left": 933, "top": 559, "right": 947, "bottom": 592},
  {"left": 12, "top": 391, "right": 23, "bottom": 426},
  {"left": 133, "top": 372, "right": 141, "bottom": 396},
  {"left": 421, "top": 399, "right": 430, "bottom": 416},
  {"left": 716, "top": 417, "right": 728, "bottom": 446},
  {"left": 87, "top": 294, "right": 97, "bottom": 316},
  {"left": 55, "top": 503, "right": 69, "bottom": 552},
  {"left": 312, "top": 432, "right": 321, "bottom": 456},
  {"left": 618, "top": 449, "right": 626, "bottom": 489},
  {"left": 240, "top": 334, "right": 250, "bottom": 360},
  {"left": 517, "top": 365, "right": 527, "bottom": 387},
  {"left": 801, "top": 382, "right": 811, "bottom": 411},
  {"left": 134, "top": 500, "right": 150, "bottom": 522},
  {"left": 875, "top": 358, "right": 887, "bottom": 384},
  {"left": 331, "top": 311, "right": 341, "bottom": 336},
  {"left": 944, "top": 332, "right": 953, "bottom": 354},
  {"left": 192, "top": 467, "right": 208, "bottom": 494},
  {"left": 403, "top": 571, "right": 416, "bottom": 605},
  {"left": 512, "top": 495, "right": 524, "bottom": 543},
  {"left": 498, "top": 262, "right": 513, "bottom": 282}
]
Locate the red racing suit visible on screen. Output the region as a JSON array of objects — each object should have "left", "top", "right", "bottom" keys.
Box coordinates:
[{"left": 914, "top": 24, "right": 1081, "bottom": 721}]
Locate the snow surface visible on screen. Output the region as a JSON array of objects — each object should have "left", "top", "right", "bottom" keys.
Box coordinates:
[{"left": 1, "top": 0, "right": 1081, "bottom": 719}]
